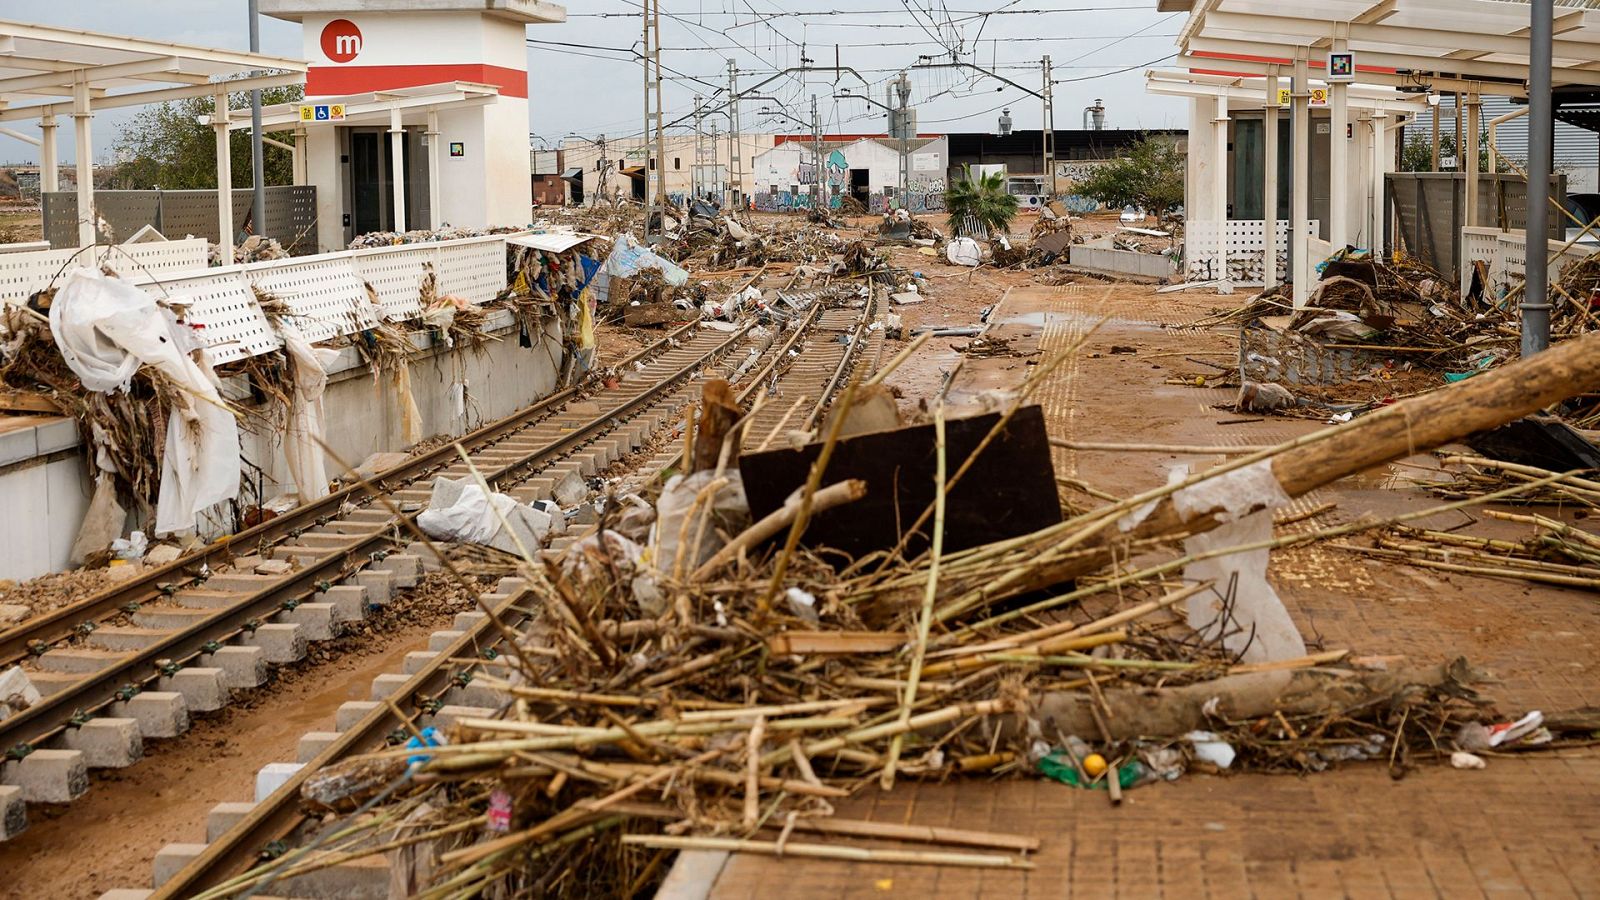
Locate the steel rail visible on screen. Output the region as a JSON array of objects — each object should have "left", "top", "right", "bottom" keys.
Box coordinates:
[
  {"left": 152, "top": 586, "right": 537, "bottom": 900},
  {"left": 0, "top": 321, "right": 703, "bottom": 667},
  {"left": 160, "top": 304, "right": 870, "bottom": 897},
  {"left": 0, "top": 323, "right": 751, "bottom": 759}
]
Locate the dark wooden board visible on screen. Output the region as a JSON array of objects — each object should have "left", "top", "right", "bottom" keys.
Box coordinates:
[{"left": 738, "top": 405, "right": 1061, "bottom": 560}]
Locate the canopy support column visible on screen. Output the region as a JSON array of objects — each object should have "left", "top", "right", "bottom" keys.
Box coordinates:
[
  {"left": 1291, "top": 54, "right": 1311, "bottom": 307},
  {"left": 213, "top": 88, "right": 233, "bottom": 263},
  {"left": 1329, "top": 35, "right": 1350, "bottom": 250},
  {"left": 1464, "top": 91, "right": 1481, "bottom": 228},
  {"left": 389, "top": 107, "right": 407, "bottom": 234},
  {"left": 426, "top": 108, "right": 442, "bottom": 230},
  {"left": 1214, "top": 92, "right": 1232, "bottom": 294},
  {"left": 1370, "top": 112, "right": 1389, "bottom": 254},
  {"left": 40, "top": 114, "right": 59, "bottom": 194},
  {"left": 292, "top": 125, "right": 307, "bottom": 186},
  {"left": 72, "top": 74, "right": 95, "bottom": 248},
  {"left": 1263, "top": 70, "right": 1280, "bottom": 289}
]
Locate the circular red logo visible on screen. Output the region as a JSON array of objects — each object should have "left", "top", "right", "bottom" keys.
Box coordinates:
[{"left": 320, "top": 19, "right": 363, "bottom": 63}]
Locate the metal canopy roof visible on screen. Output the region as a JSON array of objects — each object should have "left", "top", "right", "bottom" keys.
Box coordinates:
[
  {"left": 212, "top": 82, "right": 500, "bottom": 131},
  {"left": 260, "top": 0, "right": 566, "bottom": 25},
  {"left": 1145, "top": 68, "right": 1430, "bottom": 114},
  {"left": 0, "top": 17, "right": 305, "bottom": 124},
  {"left": 1174, "top": 0, "right": 1600, "bottom": 92}
]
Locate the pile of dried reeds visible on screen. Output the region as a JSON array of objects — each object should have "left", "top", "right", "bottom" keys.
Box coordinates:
[{"left": 201, "top": 329, "right": 1600, "bottom": 900}]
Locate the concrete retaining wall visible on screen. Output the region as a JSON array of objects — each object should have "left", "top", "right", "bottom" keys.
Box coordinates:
[
  {"left": 1068, "top": 245, "right": 1177, "bottom": 280},
  {"left": 0, "top": 309, "right": 565, "bottom": 581}
]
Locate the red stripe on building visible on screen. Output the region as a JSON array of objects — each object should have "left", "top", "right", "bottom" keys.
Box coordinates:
[
  {"left": 307, "top": 63, "right": 529, "bottom": 99},
  {"left": 1188, "top": 50, "right": 1396, "bottom": 75}
]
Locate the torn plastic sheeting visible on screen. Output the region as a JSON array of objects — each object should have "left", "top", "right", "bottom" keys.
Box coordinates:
[
  {"left": 604, "top": 233, "right": 689, "bottom": 287},
  {"left": 50, "top": 267, "right": 241, "bottom": 535},
  {"left": 280, "top": 321, "right": 338, "bottom": 503},
  {"left": 1173, "top": 460, "right": 1301, "bottom": 663},
  {"left": 417, "top": 477, "right": 520, "bottom": 545}
]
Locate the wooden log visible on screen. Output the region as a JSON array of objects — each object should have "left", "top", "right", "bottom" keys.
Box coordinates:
[
  {"left": 766, "top": 816, "right": 1040, "bottom": 852},
  {"left": 620, "top": 835, "right": 1034, "bottom": 869},
  {"left": 1027, "top": 658, "right": 1484, "bottom": 742}
]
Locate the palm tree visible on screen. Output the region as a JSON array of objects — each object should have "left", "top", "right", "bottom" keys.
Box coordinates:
[{"left": 945, "top": 165, "right": 1020, "bottom": 240}]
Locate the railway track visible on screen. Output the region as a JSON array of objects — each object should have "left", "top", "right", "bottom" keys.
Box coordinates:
[
  {"left": 143, "top": 284, "right": 885, "bottom": 899},
  {"left": 0, "top": 318, "right": 774, "bottom": 829}
]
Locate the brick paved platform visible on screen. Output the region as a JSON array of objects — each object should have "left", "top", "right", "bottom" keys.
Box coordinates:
[{"left": 700, "top": 285, "right": 1600, "bottom": 900}]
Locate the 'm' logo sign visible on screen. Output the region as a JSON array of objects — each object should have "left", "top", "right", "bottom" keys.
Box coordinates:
[{"left": 321, "top": 19, "right": 363, "bottom": 63}]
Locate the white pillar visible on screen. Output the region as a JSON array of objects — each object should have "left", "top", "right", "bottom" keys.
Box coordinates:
[
  {"left": 389, "top": 108, "right": 407, "bottom": 234},
  {"left": 213, "top": 90, "right": 233, "bottom": 264},
  {"left": 1291, "top": 55, "right": 1311, "bottom": 307},
  {"left": 72, "top": 75, "right": 95, "bottom": 248},
  {"left": 426, "top": 108, "right": 442, "bottom": 229},
  {"left": 1371, "top": 112, "right": 1388, "bottom": 253},
  {"left": 1329, "top": 36, "right": 1350, "bottom": 250},
  {"left": 1263, "top": 71, "right": 1280, "bottom": 288},
  {"left": 1214, "top": 92, "right": 1232, "bottom": 294},
  {"left": 1464, "top": 92, "right": 1481, "bottom": 228},
  {"left": 292, "top": 125, "right": 308, "bottom": 186},
  {"left": 40, "top": 114, "right": 59, "bottom": 194}
]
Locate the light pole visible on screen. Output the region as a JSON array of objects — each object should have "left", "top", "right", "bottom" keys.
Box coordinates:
[{"left": 248, "top": 0, "right": 264, "bottom": 244}]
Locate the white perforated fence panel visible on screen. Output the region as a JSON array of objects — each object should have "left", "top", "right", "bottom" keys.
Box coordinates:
[
  {"left": 161, "top": 272, "right": 283, "bottom": 364},
  {"left": 0, "top": 239, "right": 209, "bottom": 306},
  {"left": 25, "top": 236, "right": 516, "bottom": 365},
  {"left": 351, "top": 248, "right": 430, "bottom": 320},
  {"left": 436, "top": 237, "right": 509, "bottom": 304},
  {"left": 1184, "top": 220, "right": 1319, "bottom": 285},
  {"left": 248, "top": 256, "right": 382, "bottom": 346}
]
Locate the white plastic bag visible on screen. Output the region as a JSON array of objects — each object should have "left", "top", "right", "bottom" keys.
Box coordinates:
[
  {"left": 946, "top": 236, "right": 982, "bottom": 267},
  {"left": 652, "top": 470, "right": 750, "bottom": 575}
]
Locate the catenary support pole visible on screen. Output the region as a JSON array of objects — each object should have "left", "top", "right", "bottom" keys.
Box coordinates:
[
  {"left": 1524, "top": 0, "right": 1553, "bottom": 356},
  {"left": 249, "top": 0, "right": 266, "bottom": 243},
  {"left": 1291, "top": 53, "right": 1311, "bottom": 307},
  {"left": 1263, "top": 70, "right": 1280, "bottom": 289},
  {"left": 389, "top": 107, "right": 406, "bottom": 233}
]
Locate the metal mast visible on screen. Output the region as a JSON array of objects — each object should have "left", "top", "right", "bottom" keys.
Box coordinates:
[
  {"left": 1523, "top": 0, "right": 1554, "bottom": 355},
  {"left": 1042, "top": 55, "right": 1056, "bottom": 195},
  {"left": 643, "top": 0, "right": 666, "bottom": 236},
  {"left": 810, "top": 93, "right": 822, "bottom": 209},
  {"left": 692, "top": 96, "right": 704, "bottom": 201},
  {"left": 727, "top": 61, "right": 744, "bottom": 210},
  {"left": 894, "top": 71, "right": 911, "bottom": 206}
]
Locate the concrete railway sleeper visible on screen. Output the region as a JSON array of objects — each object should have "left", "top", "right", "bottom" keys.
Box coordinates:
[
  {"left": 0, "top": 319, "right": 773, "bottom": 835},
  {"left": 125, "top": 295, "right": 886, "bottom": 899}
]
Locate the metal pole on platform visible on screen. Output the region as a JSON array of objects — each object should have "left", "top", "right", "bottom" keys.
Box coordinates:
[
  {"left": 1523, "top": 0, "right": 1553, "bottom": 356},
  {"left": 249, "top": 0, "right": 265, "bottom": 240}
]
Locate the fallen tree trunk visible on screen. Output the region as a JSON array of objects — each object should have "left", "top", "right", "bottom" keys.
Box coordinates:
[
  {"left": 1023, "top": 658, "right": 1487, "bottom": 742},
  {"left": 913, "top": 330, "right": 1600, "bottom": 618}
]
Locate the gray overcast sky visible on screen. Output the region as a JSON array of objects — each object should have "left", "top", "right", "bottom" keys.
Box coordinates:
[{"left": 0, "top": 1, "right": 1189, "bottom": 165}]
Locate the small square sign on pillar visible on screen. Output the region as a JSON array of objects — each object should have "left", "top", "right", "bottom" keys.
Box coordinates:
[
  {"left": 449, "top": 142, "right": 465, "bottom": 157},
  {"left": 1327, "top": 51, "right": 1355, "bottom": 83}
]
